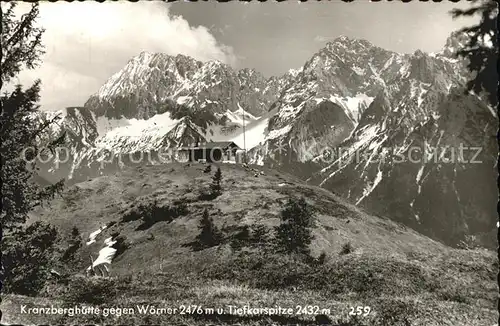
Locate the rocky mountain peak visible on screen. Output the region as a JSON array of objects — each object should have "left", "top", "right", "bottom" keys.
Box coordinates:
[{"left": 326, "top": 35, "right": 374, "bottom": 52}]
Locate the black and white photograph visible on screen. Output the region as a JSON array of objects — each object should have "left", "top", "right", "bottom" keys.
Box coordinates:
[{"left": 0, "top": 0, "right": 498, "bottom": 325}]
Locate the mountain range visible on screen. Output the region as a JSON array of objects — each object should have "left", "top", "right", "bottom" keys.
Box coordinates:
[{"left": 34, "top": 31, "right": 497, "bottom": 248}]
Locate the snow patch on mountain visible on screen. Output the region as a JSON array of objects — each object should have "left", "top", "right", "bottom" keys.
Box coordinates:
[
  {"left": 96, "top": 112, "right": 181, "bottom": 150},
  {"left": 95, "top": 115, "right": 133, "bottom": 138},
  {"left": 318, "top": 124, "right": 381, "bottom": 185},
  {"left": 267, "top": 125, "right": 293, "bottom": 140},
  {"left": 230, "top": 103, "right": 258, "bottom": 124},
  {"left": 230, "top": 116, "right": 270, "bottom": 150},
  {"left": 326, "top": 93, "right": 374, "bottom": 123},
  {"left": 176, "top": 96, "right": 193, "bottom": 106},
  {"left": 356, "top": 169, "right": 383, "bottom": 205}
]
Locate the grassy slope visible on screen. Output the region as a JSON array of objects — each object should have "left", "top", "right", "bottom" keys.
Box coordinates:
[{"left": 2, "top": 162, "right": 497, "bottom": 325}]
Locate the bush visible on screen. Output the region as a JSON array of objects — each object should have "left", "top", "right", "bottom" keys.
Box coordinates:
[
  {"left": 228, "top": 224, "right": 271, "bottom": 252},
  {"left": 315, "top": 260, "right": 386, "bottom": 295},
  {"left": 204, "top": 252, "right": 312, "bottom": 290},
  {"left": 437, "top": 286, "right": 470, "bottom": 303},
  {"left": 340, "top": 242, "right": 354, "bottom": 255},
  {"left": 63, "top": 275, "right": 119, "bottom": 305},
  {"left": 62, "top": 227, "right": 82, "bottom": 262},
  {"left": 250, "top": 224, "right": 270, "bottom": 247},
  {"left": 253, "top": 254, "right": 312, "bottom": 290},
  {"left": 371, "top": 298, "right": 416, "bottom": 326},
  {"left": 230, "top": 225, "right": 251, "bottom": 251},
  {"left": 111, "top": 234, "right": 130, "bottom": 257},
  {"left": 122, "top": 199, "right": 189, "bottom": 230},
  {"left": 274, "top": 197, "right": 315, "bottom": 255},
  {"left": 316, "top": 251, "right": 327, "bottom": 265},
  {"left": 138, "top": 200, "right": 189, "bottom": 230},
  {"left": 2, "top": 222, "right": 59, "bottom": 295},
  {"left": 206, "top": 252, "right": 436, "bottom": 301}
]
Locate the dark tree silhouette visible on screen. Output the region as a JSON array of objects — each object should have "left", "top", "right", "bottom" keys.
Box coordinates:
[
  {"left": 451, "top": 1, "right": 499, "bottom": 317},
  {"left": 210, "top": 167, "right": 222, "bottom": 197},
  {"left": 451, "top": 0, "right": 498, "bottom": 106},
  {"left": 274, "top": 197, "right": 315, "bottom": 256},
  {"left": 196, "top": 209, "right": 222, "bottom": 249},
  {"left": 1, "top": 222, "right": 59, "bottom": 295},
  {"left": 1, "top": 4, "right": 67, "bottom": 320},
  {"left": 1, "top": 3, "right": 66, "bottom": 230},
  {"left": 1, "top": 3, "right": 45, "bottom": 83}
]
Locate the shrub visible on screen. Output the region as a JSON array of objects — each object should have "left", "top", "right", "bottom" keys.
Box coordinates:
[
  {"left": 204, "top": 252, "right": 312, "bottom": 290},
  {"left": 340, "top": 242, "right": 354, "bottom": 255},
  {"left": 250, "top": 224, "right": 270, "bottom": 247},
  {"left": 111, "top": 234, "right": 130, "bottom": 257},
  {"left": 317, "top": 260, "right": 385, "bottom": 295},
  {"left": 123, "top": 199, "right": 189, "bottom": 230},
  {"left": 230, "top": 225, "right": 251, "bottom": 251},
  {"left": 253, "top": 254, "right": 312, "bottom": 290},
  {"left": 1, "top": 222, "right": 59, "bottom": 295},
  {"left": 62, "top": 227, "right": 82, "bottom": 262},
  {"left": 437, "top": 286, "right": 470, "bottom": 303},
  {"left": 63, "top": 275, "right": 119, "bottom": 305},
  {"left": 371, "top": 298, "right": 416, "bottom": 326},
  {"left": 274, "top": 197, "right": 315, "bottom": 255},
  {"left": 316, "top": 251, "right": 327, "bottom": 265}
]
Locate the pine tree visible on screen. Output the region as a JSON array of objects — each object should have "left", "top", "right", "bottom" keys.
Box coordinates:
[
  {"left": 1, "top": 222, "right": 59, "bottom": 295},
  {"left": 1, "top": 4, "right": 66, "bottom": 316},
  {"left": 450, "top": 0, "right": 498, "bottom": 106},
  {"left": 196, "top": 209, "right": 222, "bottom": 249},
  {"left": 274, "top": 197, "right": 315, "bottom": 256},
  {"left": 1, "top": 2, "right": 66, "bottom": 230},
  {"left": 1, "top": 3, "right": 45, "bottom": 83},
  {"left": 210, "top": 167, "right": 222, "bottom": 197}
]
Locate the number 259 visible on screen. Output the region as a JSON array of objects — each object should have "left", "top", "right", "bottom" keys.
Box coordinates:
[{"left": 349, "top": 306, "right": 371, "bottom": 317}]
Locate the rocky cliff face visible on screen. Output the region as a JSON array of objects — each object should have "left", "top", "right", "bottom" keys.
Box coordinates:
[
  {"left": 84, "top": 52, "right": 281, "bottom": 119},
  {"left": 35, "top": 32, "right": 496, "bottom": 248},
  {"left": 303, "top": 34, "right": 497, "bottom": 248},
  {"left": 309, "top": 86, "right": 496, "bottom": 247}
]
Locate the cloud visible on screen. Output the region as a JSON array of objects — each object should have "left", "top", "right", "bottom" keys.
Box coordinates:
[
  {"left": 10, "top": 2, "right": 237, "bottom": 111},
  {"left": 313, "top": 35, "right": 333, "bottom": 43}
]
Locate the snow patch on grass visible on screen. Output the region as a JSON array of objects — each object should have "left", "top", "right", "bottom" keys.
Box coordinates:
[{"left": 86, "top": 225, "right": 107, "bottom": 246}]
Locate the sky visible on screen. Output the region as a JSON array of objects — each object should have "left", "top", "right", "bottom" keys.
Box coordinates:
[{"left": 7, "top": 1, "right": 478, "bottom": 112}]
